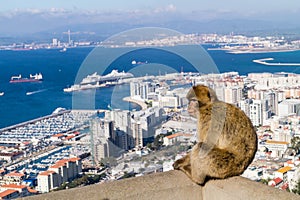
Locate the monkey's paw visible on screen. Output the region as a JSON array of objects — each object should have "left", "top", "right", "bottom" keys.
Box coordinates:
[
  {"left": 173, "top": 158, "right": 184, "bottom": 170},
  {"left": 191, "top": 174, "right": 206, "bottom": 185}
]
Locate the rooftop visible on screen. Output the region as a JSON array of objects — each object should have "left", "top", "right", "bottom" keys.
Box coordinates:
[
  {"left": 1, "top": 184, "right": 27, "bottom": 189},
  {"left": 265, "top": 140, "right": 289, "bottom": 145},
  {"left": 38, "top": 171, "right": 56, "bottom": 176},
  {"left": 165, "top": 133, "right": 193, "bottom": 139},
  {"left": 277, "top": 166, "right": 292, "bottom": 173},
  {"left": 0, "top": 189, "right": 18, "bottom": 198},
  {"left": 5, "top": 172, "right": 25, "bottom": 177}
]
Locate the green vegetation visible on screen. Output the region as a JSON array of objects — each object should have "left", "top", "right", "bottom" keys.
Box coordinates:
[
  {"left": 291, "top": 136, "right": 300, "bottom": 152},
  {"left": 148, "top": 132, "right": 173, "bottom": 150},
  {"left": 53, "top": 174, "right": 105, "bottom": 191},
  {"left": 260, "top": 178, "right": 271, "bottom": 185},
  {"left": 292, "top": 179, "right": 300, "bottom": 195},
  {"left": 145, "top": 100, "right": 153, "bottom": 108}
]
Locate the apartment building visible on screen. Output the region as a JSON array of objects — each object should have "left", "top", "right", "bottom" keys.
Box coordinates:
[{"left": 37, "top": 157, "right": 82, "bottom": 193}]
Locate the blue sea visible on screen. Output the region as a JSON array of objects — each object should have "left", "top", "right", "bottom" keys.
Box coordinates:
[{"left": 1, "top": 45, "right": 300, "bottom": 128}]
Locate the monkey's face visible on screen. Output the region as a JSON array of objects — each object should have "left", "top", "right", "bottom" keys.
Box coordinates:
[
  {"left": 187, "top": 98, "right": 199, "bottom": 118},
  {"left": 186, "top": 87, "right": 199, "bottom": 118},
  {"left": 186, "top": 85, "right": 218, "bottom": 117}
]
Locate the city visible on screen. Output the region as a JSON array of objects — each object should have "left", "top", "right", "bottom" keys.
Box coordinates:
[
  {"left": 1, "top": 64, "right": 300, "bottom": 198},
  {"left": 1, "top": 32, "right": 300, "bottom": 53},
  {"left": 1, "top": 1, "right": 300, "bottom": 199}
]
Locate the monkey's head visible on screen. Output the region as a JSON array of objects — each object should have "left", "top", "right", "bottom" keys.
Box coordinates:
[
  {"left": 187, "top": 85, "right": 218, "bottom": 108},
  {"left": 186, "top": 85, "right": 218, "bottom": 117}
]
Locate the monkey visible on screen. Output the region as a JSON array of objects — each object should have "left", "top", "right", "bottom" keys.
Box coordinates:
[{"left": 173, "top": 85, "right": 257, "bottom": 185}]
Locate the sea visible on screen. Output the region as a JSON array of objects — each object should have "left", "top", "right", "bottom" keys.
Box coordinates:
[{"left": 1, "top": 45, "right": 300, "bottom": 129}]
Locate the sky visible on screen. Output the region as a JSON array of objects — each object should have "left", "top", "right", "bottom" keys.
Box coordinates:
[
  {"left": 0, "top": 0, "right": 300, "bottom": 36},
  {"left": 1, "top": 0, "right": 299, "bottom": 14}
]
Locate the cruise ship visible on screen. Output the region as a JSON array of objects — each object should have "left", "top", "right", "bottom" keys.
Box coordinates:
[
  {"left": 64, "top": 70, "right": 133, "bottom": 92},
  {"left": 9, "top": 73, "right": 43, "bottom": 83}
]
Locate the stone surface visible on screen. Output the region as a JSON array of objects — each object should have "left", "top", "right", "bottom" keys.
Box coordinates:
[
  {"left": 19, "top": 171, "right": 300, "bottom": 200},
  {"left": 204, "top": 176, "right": 300, "bottom": 200}
]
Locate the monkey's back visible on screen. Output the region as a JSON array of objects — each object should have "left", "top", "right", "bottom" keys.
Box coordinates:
[{"left": 198, "top": 101, "right": 257, "bottom": 169}]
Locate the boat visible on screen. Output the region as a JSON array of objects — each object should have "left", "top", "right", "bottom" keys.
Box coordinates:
[
  {"left": 60, "top": 47, "right": 67, "bottom": 52},
  {"left": 64, "top": 70, "right": 134, "bottom": 92},
  {"left": 80, "top": 70, "right": 133, "bottom": 85},
  {"left": 10, "top": 73, "right": 43, "bottom": 83},
  {"left": 0, "top": 92, "right": 4, "bottom": 96},
  {"left": 131, "top": 60, "right": 148, "bottom": 66},
  {"left": 63, "top": 82, "right": 107, "bottom": 92}
]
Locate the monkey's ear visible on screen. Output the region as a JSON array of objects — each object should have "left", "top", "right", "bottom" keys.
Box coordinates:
[
  {"left": 192, "top": 85, "right": 211, "bottom": 105},
  {"left": 192, "top": 85, "right": 218, "bottom": 104},
  {"left": 186, "top": 86, "right": 196, "bottom": 100}
]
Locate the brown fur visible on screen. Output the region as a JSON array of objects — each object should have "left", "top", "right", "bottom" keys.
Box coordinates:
[{"left": 173, "top": 85, "right": 257, "bottom": 185}]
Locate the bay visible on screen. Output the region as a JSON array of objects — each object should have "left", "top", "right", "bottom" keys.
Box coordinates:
[{"left": 1, "top": 46, "right": 300, "bottom": 128}]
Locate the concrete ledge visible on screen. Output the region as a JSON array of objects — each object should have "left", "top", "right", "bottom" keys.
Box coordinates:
[
  {"left": 20, "top": 170, "right": 299, "bottom": 200},
  {"left": 204, "top": 176, "right": 299, "bottom": 200}
]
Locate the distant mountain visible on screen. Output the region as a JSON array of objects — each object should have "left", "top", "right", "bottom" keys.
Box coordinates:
[{"left": 1, "top": 12, "right": 300, "bottom": 45}]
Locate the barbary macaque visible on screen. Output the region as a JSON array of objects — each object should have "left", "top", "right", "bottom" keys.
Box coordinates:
[{"left": 173, "top": 85, "right": 257, "bottom": 185}]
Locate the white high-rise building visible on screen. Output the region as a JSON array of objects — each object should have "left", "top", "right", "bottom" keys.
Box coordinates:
[
  {"left": 37, "top": 171, "right": 60, "bottom": 193},
  {"left": 278, "top": 99, "right": 300, "bottom": 117},
  {"left": 249, "top": 99, "right": 270, "bottom": 126},
  {"left": 104, "top": 107, "right": 165, "bottom": 149},
  {"left": 105, "top": 110, "right": 133, "bottom": 149},
  {"left": 37, "top": 158, "right": 82, "bottom": 193},
  {"left": 90, "top": 119, "right": 120, "bottom": 164},
  {"left": 264, "top": 91, "right": 278, "bottom": 115},
  {"left": 224, "top": 86, "right": 243, "bottom": 105},
  {"left": 130, "top": 107, "right": 166, "bottom": 147},
  {"left": 239, "top": 99, "right": 253, "bottom": 117},
  {"left": 130, "top": 82, "right": 155, "bottom": 100}
]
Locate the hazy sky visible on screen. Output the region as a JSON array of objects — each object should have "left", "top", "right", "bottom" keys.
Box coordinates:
[
  {"left": 1, "top": 0, "right": 299, "bottom": 13},
  {"left": 0, "top": 0, "right": 299, "bottom": 35}
]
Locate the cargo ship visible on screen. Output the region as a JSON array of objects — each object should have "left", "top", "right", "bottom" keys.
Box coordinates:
[{"left": 10, "top": 73, "right": 43, "bottom": 83}]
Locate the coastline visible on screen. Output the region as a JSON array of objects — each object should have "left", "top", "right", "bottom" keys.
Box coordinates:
[{"left": 123, "top": 97, "right": 148, "bottom": 110}]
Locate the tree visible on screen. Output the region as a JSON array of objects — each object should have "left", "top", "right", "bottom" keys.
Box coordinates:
[
  {"left": 260, "top": 178, "right": 269, "bottom": 185},
  {"left": 100, "top": 157, "right": 118, "bottom": 167},
  {"left": 291, "top": 136, "right": 300, "bottom": 152},
  {"left": 292, "top": 178, "right": 300, "bottom": 195}
]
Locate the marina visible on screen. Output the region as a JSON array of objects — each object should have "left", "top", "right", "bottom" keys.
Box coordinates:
[
  {"left": 0, "top": 109, "right": 97, "bottom": 181},
  {"left": 0, "top": 109, "right": 95, "bottom": 143}
]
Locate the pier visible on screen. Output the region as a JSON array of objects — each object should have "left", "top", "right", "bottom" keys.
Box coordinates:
[{"left": 253, "top": 58, "right": 300, "bottom": 66}]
